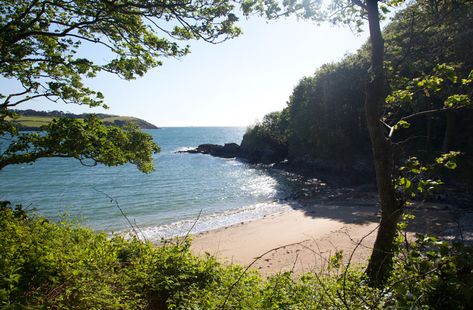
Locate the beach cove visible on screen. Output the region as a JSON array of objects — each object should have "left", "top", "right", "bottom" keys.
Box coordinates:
[{"left": 192, "top": 197, "right": 466, "bottom": 276}]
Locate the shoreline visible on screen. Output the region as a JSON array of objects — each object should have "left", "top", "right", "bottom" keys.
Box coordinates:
[
  {"left": 190, "top": 199, "right": 463, "bottom": 276},
  {"left": 190, "top": 204, "right": 380, "bottom": 276}
]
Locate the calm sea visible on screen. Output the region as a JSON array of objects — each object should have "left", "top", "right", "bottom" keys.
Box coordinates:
[{"left": 0, "top": 127, "right": 315, "bottom": 240}]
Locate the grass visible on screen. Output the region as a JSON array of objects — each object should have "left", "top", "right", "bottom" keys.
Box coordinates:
[
  {"left": 101, "top": 116, "right": 136, "bottom": 122},
  {"left": 8, "top": 116, "right": 53, "bottom": 128},
  {"left": 8, "top": 115, "right": 153, "bottom": 129}
]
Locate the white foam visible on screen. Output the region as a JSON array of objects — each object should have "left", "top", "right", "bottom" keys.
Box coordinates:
[
  {"left": 173, "top": 146, "right": 197, "bottom": 152},
  {"left": 131, "top": 201, "right": 297, "bottom": 241}
]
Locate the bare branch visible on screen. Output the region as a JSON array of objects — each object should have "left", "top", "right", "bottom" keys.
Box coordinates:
[
  {"left": 182, "top": 209, "right": 202, "bottom": 244},
  {"left": 221, "top": 240, "right": 310, "bottom": 309},
  {"left": 400, "top": 107, "right": 451, "bottom": 122},
  {"left": 3, "top": 93, "right": 55, "bottom": 108},
  {"left": 93, "top": 188, "right": 144, "bottom": 240},
  {"left": 1, "top": 88, "right": 33, "bottom": 106}
]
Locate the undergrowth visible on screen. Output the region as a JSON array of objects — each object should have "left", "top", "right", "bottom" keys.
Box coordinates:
[{"left": 1, "top": 202, "right": 471, "bottom": 309}]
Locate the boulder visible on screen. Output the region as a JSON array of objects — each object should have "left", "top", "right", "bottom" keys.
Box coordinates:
[
  {"left": 195, "top": 144, "right": 223, "bottom": 155},
  {"left": 178, "top": 143, "right": 241, "bottom": 158}
]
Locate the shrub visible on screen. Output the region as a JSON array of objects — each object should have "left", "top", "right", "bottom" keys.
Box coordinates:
[{"left": 1, "top": 203, "right": 471, "bottom": 309}]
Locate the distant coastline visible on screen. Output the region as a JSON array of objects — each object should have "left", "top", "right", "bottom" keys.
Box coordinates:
[{"left": 10, "top": 109, "right": 159, "bottom": 130}]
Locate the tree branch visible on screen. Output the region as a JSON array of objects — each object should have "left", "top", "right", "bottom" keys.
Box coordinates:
[
  {"left": 351, "top": 0, "right": 368, "bottom": 11},
  {"left": 2, "top": 88, "right": 34, "bottom": 106},
  {"left": 399, "top": 107, "right": 451, "bottom": 122},
  {"left": 220, "top": 240, "right": 311, "bottom": 309},
  {"left": 0, "top": 0, "right": 41, "bottom": 34},
  {"left": 2, "top": 92, "right": 55, "bottom": 108}
]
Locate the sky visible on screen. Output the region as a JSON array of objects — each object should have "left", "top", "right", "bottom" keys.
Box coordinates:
[{"left": 11, "top": 16, "right": 370, "bottom": 127}]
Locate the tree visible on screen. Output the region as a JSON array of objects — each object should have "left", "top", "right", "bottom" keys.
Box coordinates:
[
  {"left": 285, "top": 57, "right": 370, "bottom": 162},
  {"left": 0, "top": 0, "right": 241, "bottom": 172},
  {"left": 241, "top": 0, "right": 472, "bottom": 286},
  {"left": 362, "top": 0, "right": 473, "bottom": 285},
  {"left": 357, "top": 0, "right": 401, "bottom": 286},
  {"left": 241, "top": 0, "right": 403, "bottom": 285},
  {"left": 261, "top": 0, "right": 472, "bottom": 285}
]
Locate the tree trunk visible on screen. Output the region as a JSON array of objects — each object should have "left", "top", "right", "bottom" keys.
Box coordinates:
[
  {"left": 425, "top": 115, "right": 432, "bottom": 150},
  {"left": 364, "top": 0, "right": 402, "bottom": 286},
  {"left": 442, "top": 110, "right": 455, "bottom": 152}
]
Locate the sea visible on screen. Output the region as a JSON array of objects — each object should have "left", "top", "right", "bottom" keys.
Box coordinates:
[{"left": 0, "top": 127, "right": 322, "bottom": 241}]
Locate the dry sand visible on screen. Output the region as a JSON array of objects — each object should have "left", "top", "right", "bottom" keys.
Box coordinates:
[{"left": 191, "top": 200, "right": 460, "bottom": 276}]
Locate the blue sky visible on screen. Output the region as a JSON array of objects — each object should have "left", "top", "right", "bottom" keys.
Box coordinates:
[{"left": 13, "top": 16, "right": 370, "bottom": 127}]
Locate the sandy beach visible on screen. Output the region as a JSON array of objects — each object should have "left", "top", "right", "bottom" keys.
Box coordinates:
[{"left": 191, "top": 199, "right": 461, "bottom": 276}]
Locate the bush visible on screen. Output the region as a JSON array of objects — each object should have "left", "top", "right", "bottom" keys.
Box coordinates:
[
  {"left": 1, "top": 203, "right": 471, "bottom": 309},
  {"left": 387, "top": 235, "right": 473, "bottom": 309},
  {"left": 0, "top": 203, "right": 263, "bottom": 309}
]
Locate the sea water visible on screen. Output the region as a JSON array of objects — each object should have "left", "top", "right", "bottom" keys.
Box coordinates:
[{"left": 0, "top": 127, "right": 319, "bottom": 240}]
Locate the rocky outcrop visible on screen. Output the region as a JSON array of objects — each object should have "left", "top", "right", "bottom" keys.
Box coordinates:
[
  {"left": 179, "top": 143, "right": 241, "bottom": 158},
  {"left": 179, "top": 139, "right": 287, "bottom": 163},
  {"left": 179, "top": 141, "right": 375, "bottom": 185}
]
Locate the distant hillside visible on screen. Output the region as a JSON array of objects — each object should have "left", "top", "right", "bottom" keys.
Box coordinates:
[{"left": 10, "top": 110, "right": 159, "bottom": 130}]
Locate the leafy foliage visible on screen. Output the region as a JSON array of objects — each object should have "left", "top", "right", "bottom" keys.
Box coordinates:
[
  {"left": 389, "top": 235, "right": 473, "bottom": 309},
  {"left": 286, "top": 55, "right": 371, "bottom": 162},
  {"left": 0, "top": 203, "right": 254, "bottom": 309},
  {"left": 242, "top": 0, "right": 473, "bottom": 173},
  {"left": 1, "top": 204, "right": 471, "bottom": 309},
  {"left": 0, "top": 115, "right": 159, "bottom": 172},
  {"left": 0, "top": 0, "right": 241, "bottom": 109},
  {"left": 0, "top": 0, "right": 242, "bottom": 171},
  {"left": 240, "top": 111, "right": 289, "bottom": 163},
  {"left": 385, "top": 64, "right": 473, "bottom": 132}
]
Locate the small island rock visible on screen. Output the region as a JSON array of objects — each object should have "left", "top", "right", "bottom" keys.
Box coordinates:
[{"left": 178, "top": 143, "right": 241, "bottom": 158}]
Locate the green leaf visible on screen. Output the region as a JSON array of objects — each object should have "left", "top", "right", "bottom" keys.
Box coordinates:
[{"left": 444, "top": 94, "right": 471, "bottom": 108}]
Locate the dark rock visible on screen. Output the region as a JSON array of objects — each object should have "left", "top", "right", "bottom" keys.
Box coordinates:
[
  {"left": 185, "top": 149, "right": 200, "bottom": 154},
  {"left": 195, "top": 144, "right": 224, "bottom": 155},
  {"left": 178, "top": 143, "right": 241, "bottom": 158}
]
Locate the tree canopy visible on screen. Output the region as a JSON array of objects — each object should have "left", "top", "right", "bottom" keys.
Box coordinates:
[
  {"left": 0, "top": 0, "right": 242, "bottom": 172},
  {"left": 0, "top": 0, "right": 241, "bottom": 108},
  {"left": 242, "top": 0, "right": 473, "bottom": 167},
  {"left": 241, "top": 0, "right": 473, "bottom": 284}
]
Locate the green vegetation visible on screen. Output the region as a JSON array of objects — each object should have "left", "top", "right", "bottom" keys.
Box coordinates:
[
  {"left": 0, "top": 0, "right": 241, "bottom": 171},
  {"left": 241, "top": 0, "right": 473, "bottom": 284},
  {"left": 2, "top": 0, "right": 472, "bottom": 306},
  {"left": 2, "top": 204, "right": 472, "bottom": 309},
  {"left": 240, "top": 111, "right": 289, "bottom": 164},
  {"left": 100, "top": 116, "right": 156, "bottom": 129},
  {"left": 0, "top": 116, "right": 159, "bottom": 172},
  {"left": 8, "top": 115, "right": 51, "bottom": 129},
  {"left": 242, "top": 0, "right": 473, "bottom": 168},
  {"left": 8, "top": 113, "right": 158, "bottom": 130}
]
